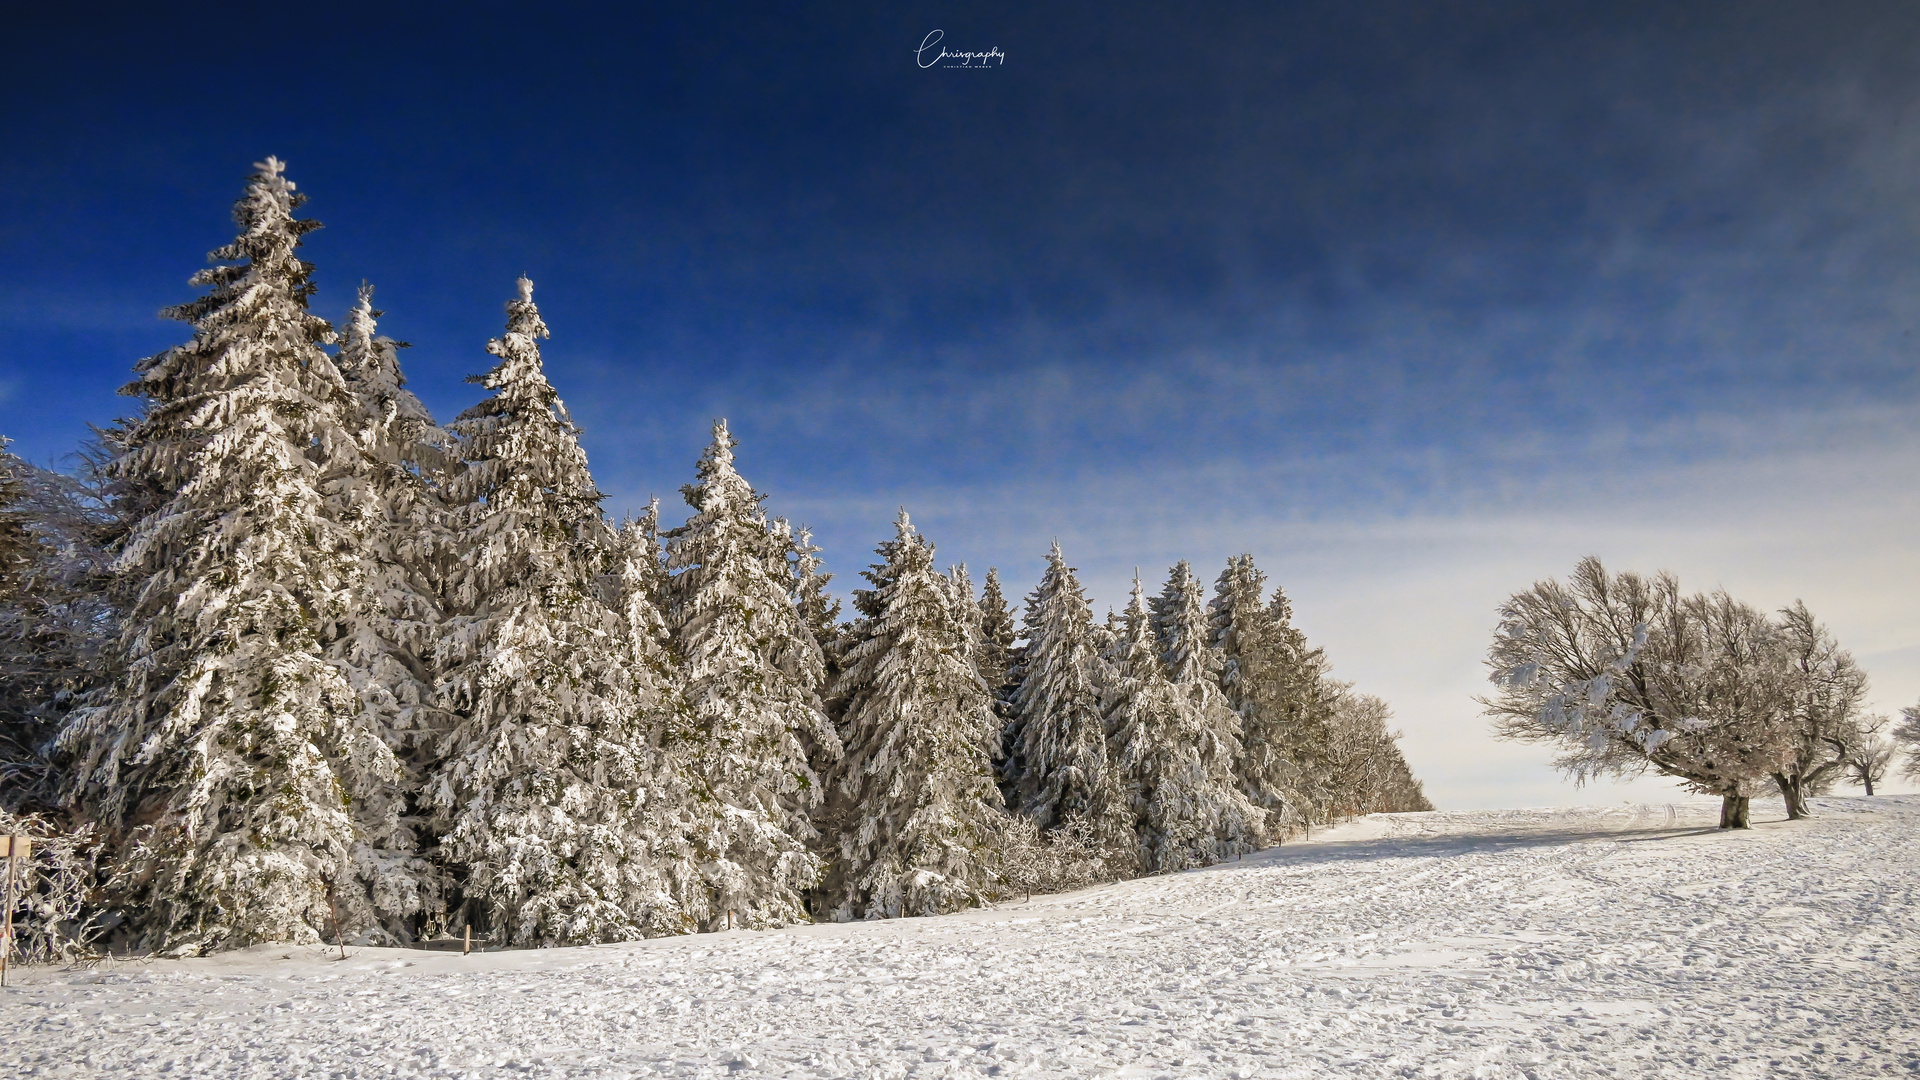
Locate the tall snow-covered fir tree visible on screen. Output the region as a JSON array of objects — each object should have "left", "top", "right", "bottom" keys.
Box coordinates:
[
  {"left": 432, "top": 277, "right": 680, "bottom": 944},
  {"left": 608, "top": 508, "right": 705, "bottom": 919},
  {"left": 612, "top": 504, "right": 675, "bottom": 679},
  {"left": 948, "top": 563, "right": 979, "bottom": 644},
  {"left": 1209, "top": 555, "right": 1296, "bottom": 820},
  {"left": 53, "top": 159, "right": 367, "bottom": 951},
  {"left": 1102, "top": 562, "right": 1264, "bottom": 870},
  {"left": 977, "top": 569, "right": 1017, "bottom": 683},
  {"left": 1263, "top": 585, "right": 1340, "bottom": 825},
  {"left": 1005, "top": 543, "right": 1108, "bottom": 829},
  {"left": 976, "top": 567, "right": 1019, "bottom": 729},
  {"left": 1101, "top": 578, "right": 1182, "bottom": 870},
  {"left": 947, "top": 562, "right": 1005, "bottom": 775},
  {"left": 664, "top": 420, "right": 840, "bottom": 928},
  {"left": 791, "top": 523, "right": 842, "bottom": 684},
  {"left": 323, "top": 284, "right": 455, "bottom": 940},
  {"left": 827, "top": 512, "right": 1006, "bottom": 919},
  {"left": 1151, "top": 561, "right": 1264, "bottom": 851}
]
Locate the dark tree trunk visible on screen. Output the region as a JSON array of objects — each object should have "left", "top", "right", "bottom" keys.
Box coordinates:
[
  {"left": 1719, "top": 794, "right": 1752, "bottom": 830},
  {"left": 1863, "top": 775, "right": 1876, "bottom": 796},
  {"left": 1772, "top": 773, "right": 1812, "bottom": 820}
]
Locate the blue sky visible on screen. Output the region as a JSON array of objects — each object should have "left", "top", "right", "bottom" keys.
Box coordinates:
[{"left": 5, "top": 2, "right": 1918, "bottom": 806}]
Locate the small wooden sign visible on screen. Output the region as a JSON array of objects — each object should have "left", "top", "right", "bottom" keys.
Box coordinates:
[{"left": 1, "top": 837, "right": 29, "bottom": 858}]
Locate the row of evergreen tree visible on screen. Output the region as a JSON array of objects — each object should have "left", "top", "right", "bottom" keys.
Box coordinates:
[{"left": 0, "top": 160, "right": 1428, "bottom": 954}]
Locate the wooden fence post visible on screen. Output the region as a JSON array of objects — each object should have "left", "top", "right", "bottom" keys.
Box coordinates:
[{"left": 1, "top": 836, "right": 29, "bottom": 987}]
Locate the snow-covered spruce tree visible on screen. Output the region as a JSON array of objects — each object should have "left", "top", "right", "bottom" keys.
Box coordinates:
[
  {"left": 433, "top": 277, "right": 679, "bottom": 944},
  {"left": 1768, "top": 601, "right": 1868, "bottom": 819},
  {"left": 1149, "top": 560, "right": 1264, "bottom": 853},
  {"left": 948, "top": 563, "right": 978, "bottom": 639},
  {"left": 1484, "top": 557, "right": 1796, "bottom": 829},
  {"left": 664, "top": 420, "right": 840, "bottom": 929},
  {"left": 1262, "top": 585, "right": 1340, "bottom": 829},
  {"left": 1096, "top": 606, "right": 1124, "bottom": 656},
  {"left": 322, "top": 284, "right": 457, "bottom": 940},
  {"left": 613, "top": 505, "right": 675, "bottom": 676},
  {"left": 617, "top": 499, "right": 674, "bottom": 657},
  {"left": 608, "top": 511, "right": 704, "bottom": 922},
  {"left": 1208, "top": 554, "right": 1297, "bottom": 822},
  {"left": 947, "top": 563, "right": 984, "bottom": 704},
  {"left": 1101, "top": 579, "right": 1181, "bottom": 871},
  {"left": 790, "top": 523, "right": 842, "bottom": 671},
  {"left": 826, "top": 512, "right": 1006, "bottom": 918},
  {"left": 977, "top": 567, "right": 1018, "bottom": 708},
  {"left": 54, "top": 159, "right": 366, "bottom": 951},
  {"left": 1006, "top": 542, "right": 1107, "bottom": 830},
  {"left": 1103, "top": 575, "right": 1245, "bottom": 873}
]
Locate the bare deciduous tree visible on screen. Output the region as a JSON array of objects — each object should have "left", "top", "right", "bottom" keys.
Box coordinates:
[
  {"left": 1770, "top": 602, "right": 1869, "bottom": 819},
  {"left": 1894, "top": 705, "right": 1920, "bottom": 783},
  {"left": 1484, "top": 557, "right": 1796, "bottom": 829},
  {"left": 1322, "top": 689, "right": 1432, "bottom": 818},
  {"left": 1827, "top": 713, "right": 1895, "bottom": 796}
]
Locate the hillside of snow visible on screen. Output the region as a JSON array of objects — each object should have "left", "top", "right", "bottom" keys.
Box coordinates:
[{"left": 6, "top": 796, "right": 1917, "bottom": 1079}]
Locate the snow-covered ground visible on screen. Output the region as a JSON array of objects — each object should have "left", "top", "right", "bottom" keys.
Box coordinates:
[{"left": 7, "top": 796, "right": 1917, "bottom": 1079}]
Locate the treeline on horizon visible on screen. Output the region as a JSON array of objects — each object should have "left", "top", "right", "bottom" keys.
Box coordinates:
[{"left": 0, "top": 159, "right": 1428, "bottom": 958}]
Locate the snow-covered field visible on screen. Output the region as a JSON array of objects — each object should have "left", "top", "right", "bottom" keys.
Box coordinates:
[{"left": 6, "top": 796, "right": 1917, "bottom": 1079}]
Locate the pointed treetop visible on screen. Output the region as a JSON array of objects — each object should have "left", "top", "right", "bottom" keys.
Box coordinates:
[
  {"left": 948, "top": 561, "right": 975, "bottom": 607},
  {"left": 348, "top": 281, "right": 378, "bottom": 334},
  {"left": 1153, "top": 559, "right": 1218, "bottom": 685},
  {"left": 1111, "top": 572, "right": 1157, "bottom": 656},
  {"left": 446, "top": 277, "right": 601, "bottom": 524},
  {"left": 241, "top": 156, "right": 304, "bottom": 215},
  {"left": 489, "top": 275, "right": 550, "bottom": 358},
  {"left": 458, "top": 276, "right": 571, "bottom": 433},
  {"left": 1267, "top": 585, "right": 1296, "bottom": 626},
  {"left": 340, "top": 282, "right": 413, "bottom": 376},
  {"left": 1210, "top": 553, "right": 1270, "bottom": 648},
  {"left": 793, "top": 520, "right": 841, "bottom": 639},
  {"left": 226, "top": 156, "right": 320, "bottom": 245},
  {"left": 698, "top": 418, "right": 737, "bottom": 473},
  {"left": 976, "top": 566, "right": 1018, "bottom": 691},
  {"left": 679, "top": 419, "right": 760, "bottom": 520},
  {"left": 146, "top": 156, "right": 329, "bottom": 360}
]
